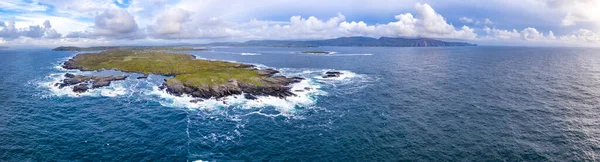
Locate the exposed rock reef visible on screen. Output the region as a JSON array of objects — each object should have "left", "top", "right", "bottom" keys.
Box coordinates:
[
  {"left": 323, "top": 71, "right": 343, "bottom": 78},
  {"left": 55, "top": 73, "right": 128, "bottom": 93}
]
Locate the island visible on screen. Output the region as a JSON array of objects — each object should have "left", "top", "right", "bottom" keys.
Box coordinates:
[
  {"left": 53, "top": 46, "right": 207, "bottom": 52},
  {"left": 302, "top": 51, "right": 334, "bottom": 54},
  {"left": 57, "top": 49, "right": 304, "bottom": 100},
  {"left": 0, "top": 46, "right": 8, "bottom": 50}
]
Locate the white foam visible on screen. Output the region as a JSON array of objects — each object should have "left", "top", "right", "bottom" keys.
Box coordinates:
[
  {"left": 207, "top": 50, "right": 261, "bottom": 56},
  {"left": 147, "top": 79, "right": 325, "bottom": 115},
  {"left": 314, "top": 70, "right": 360, "bottom": 80},
  {"left": 39, "top": 72, "right": 129, "bottom": 98},
  {"left": 241, "top": 52, "right": 261, "bottom": 56},
  {"left": 330, "top": 53, "right": 373, "bottom": 56}
]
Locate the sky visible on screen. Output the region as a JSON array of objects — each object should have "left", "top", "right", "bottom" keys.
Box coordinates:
[{"left": 0, "top": 0, "right": 599, "bottom": 47}]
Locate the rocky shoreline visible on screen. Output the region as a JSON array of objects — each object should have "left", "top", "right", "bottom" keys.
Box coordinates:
[
  {"left": 159, "top": 68, "right": 304, "bottom": 100},
  {"left": 61, "top": 55, "right": 305, "bottom": 100}
]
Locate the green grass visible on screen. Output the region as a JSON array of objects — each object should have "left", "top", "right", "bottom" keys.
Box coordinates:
[{"left": 71, "top": 49, "right": 263, "bottom": 86}]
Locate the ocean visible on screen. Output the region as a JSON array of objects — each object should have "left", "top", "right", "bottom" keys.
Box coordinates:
[{"left": 1, "top": 46, "right": 599, "bottom": 161}]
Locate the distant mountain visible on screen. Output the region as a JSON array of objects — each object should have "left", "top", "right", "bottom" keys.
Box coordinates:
[
  {"left": 206, "top": 36, "right": 476, "bottom": 47},
  {"left": 0, "top": 46, "right": 8, "bottom": 49}
]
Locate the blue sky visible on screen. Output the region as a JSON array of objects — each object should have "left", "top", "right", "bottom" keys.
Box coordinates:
[{"left": 0, "top": 0, "right": 599, "bottom": 47}]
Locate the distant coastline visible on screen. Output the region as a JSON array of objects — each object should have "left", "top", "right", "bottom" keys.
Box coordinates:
[
  {"left": 204, "top": 36, "right": 477, "bottom": 47},
  {"left": 0, "top": 46, "right": 8, "bottom": 50},
  {"left": 52, "top": 37, "right": 476, "bottom": 51}
]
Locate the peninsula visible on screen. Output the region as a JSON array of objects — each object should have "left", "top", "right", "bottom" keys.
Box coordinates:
[{"left": 58, "top": 49, "right": 303, "bottom": 100}]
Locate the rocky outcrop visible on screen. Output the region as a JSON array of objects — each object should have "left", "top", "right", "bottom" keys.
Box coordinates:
[
  {"left": 55, "top": 73, "right": 128, "bottom": 93},
  {"left": 161, "top": 69, "right": 303, "bottom": 99},
  {"left": 323, "top": 71, "right": 343, "bottom": 78},
  {"left": 137, "top": 74, "right": 149, "bottom": 79},
  {"left": 73, "top": 84, "right": 89, "bottom": 93}
]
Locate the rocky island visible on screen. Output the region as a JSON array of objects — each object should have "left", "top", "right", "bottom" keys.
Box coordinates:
[
  {"left": 58, "top": 49, "right": 303, "bottom": 100},
  {"left": 302, "top": 51, "right": 334, "bottom": 54}
]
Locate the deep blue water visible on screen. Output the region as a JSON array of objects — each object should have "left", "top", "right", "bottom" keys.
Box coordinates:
[{"left": 1, "top": 46, "right": 600, "bottom": 161}]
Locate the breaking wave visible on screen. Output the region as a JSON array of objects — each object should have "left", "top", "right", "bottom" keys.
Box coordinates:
[{"left": 240, "top": 53, "right": 261, "bottom": 56}]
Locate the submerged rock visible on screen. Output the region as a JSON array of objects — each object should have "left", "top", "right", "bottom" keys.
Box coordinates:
[{"left": 323, "top": 71, "right": 343, "bottom": 78}]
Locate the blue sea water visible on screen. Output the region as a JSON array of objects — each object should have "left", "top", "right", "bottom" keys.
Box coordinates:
[{"left": 1, "top": 46, "right": 600, "bottom": 161}]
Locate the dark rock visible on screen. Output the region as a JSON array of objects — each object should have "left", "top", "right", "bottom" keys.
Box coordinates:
[
  {"left": 257, "top": 69, "right": 279, "bottom": 77},
  {"left": 163, "top": 79, "right": 186, "bottom": 96},
  {"left": 190, "top": 99, "right": 204, "bottom": 103},
  {"left": 54, "top": 74, "right": 128, "bottom": 93},
  {"left": 73, "top": 84, "right": 89, "bottom": 93},
  {"left": 137, "top": 74, "right": 149, "bottom": 79},
  {"left": 294, "top": 90, "right": 305, "bottom": 92},
  {"left": 64, "top": 73, "right": 75, "bottom": 78},
  {"left": 92, "top": 80, "right": 111, "bottom": 88},
  {"left": 63, "top": 78, "right": 83, "bottom": 85},
  {"left": 323, "top": 71, "right": 343, "bottom": 78},
  {"left": 304, "top": 87, "right": 312, "bottom": 91},
  {"left": 244, "top": 93, "right": 258, "bottom": 100}
]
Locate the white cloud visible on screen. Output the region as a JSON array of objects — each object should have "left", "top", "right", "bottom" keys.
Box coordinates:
[
  {"left": 145, "top": 3, "right": 477, "bottom": 40},
  {"left": 0, "top": 18, "right": 62, "bottom": 40},
  {"left": 94, "top": 9, "right": 139, "bottom": 35},
  {"left": 481, "top": 25, "right": 600, "bottom": 46},
  {"left": 559, "top": 29, "right": 600, "bottom": 42},
  {"left": 148, "top": 8, "right": 193, "bottom": 37},
  {"left": 2, "top": 0, "right": 600, "bottom": 47},
  {"left": 459, "top": 17, "right": 473, "bottom": 23},
  {"left": 544, "top": 0, "right": 600, "bottom": 26}
]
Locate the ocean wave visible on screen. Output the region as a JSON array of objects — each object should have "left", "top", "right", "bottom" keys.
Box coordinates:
[
  {"left": 328, "top": 53, "right": 373, "bottom": 56},
  {"left": 241, "top": 52, "right": 261, "bottom": 56},
  {"left": 146, "top": 78, "right": 325, "bottom": 116},
  {"left": 38, "top": 72, "right": 130, "bottom": 98},
  {"left": 207, "top": 50, "right": 261, "bottom": 56}
]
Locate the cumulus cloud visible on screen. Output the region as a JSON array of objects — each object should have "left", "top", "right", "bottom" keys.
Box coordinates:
[
  {"left": 148, "top": 8, "right": 193, "bottom": 37},
  {"left": 459, "top": 17, "right": 473, "bottom": 23},
  {"left": 65, "top": 9, "right": 141, "bottom": 39},
  {"left": 460, "top": 17, "right": 493, "bottom": 25},
  {"left": 2, "top": 1, "right": 600, "bottom": 47},
  {"left": 0, "top": 18, "right": 62, "bottom": 40},
  {"left": 94, "top": 9, "right": 139, "bottom": 36},
  {"left": 559, "top": 29, "right": 600, "bottom": 42},
  {"left": 543, "top": 0, "right": 600, "bottom": 26},
  {"left": 480, "top": 25, "right": 600, "bottom": 46},
  {"left": 145, "top": 3, "right": 477, "bottom": 40}
]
